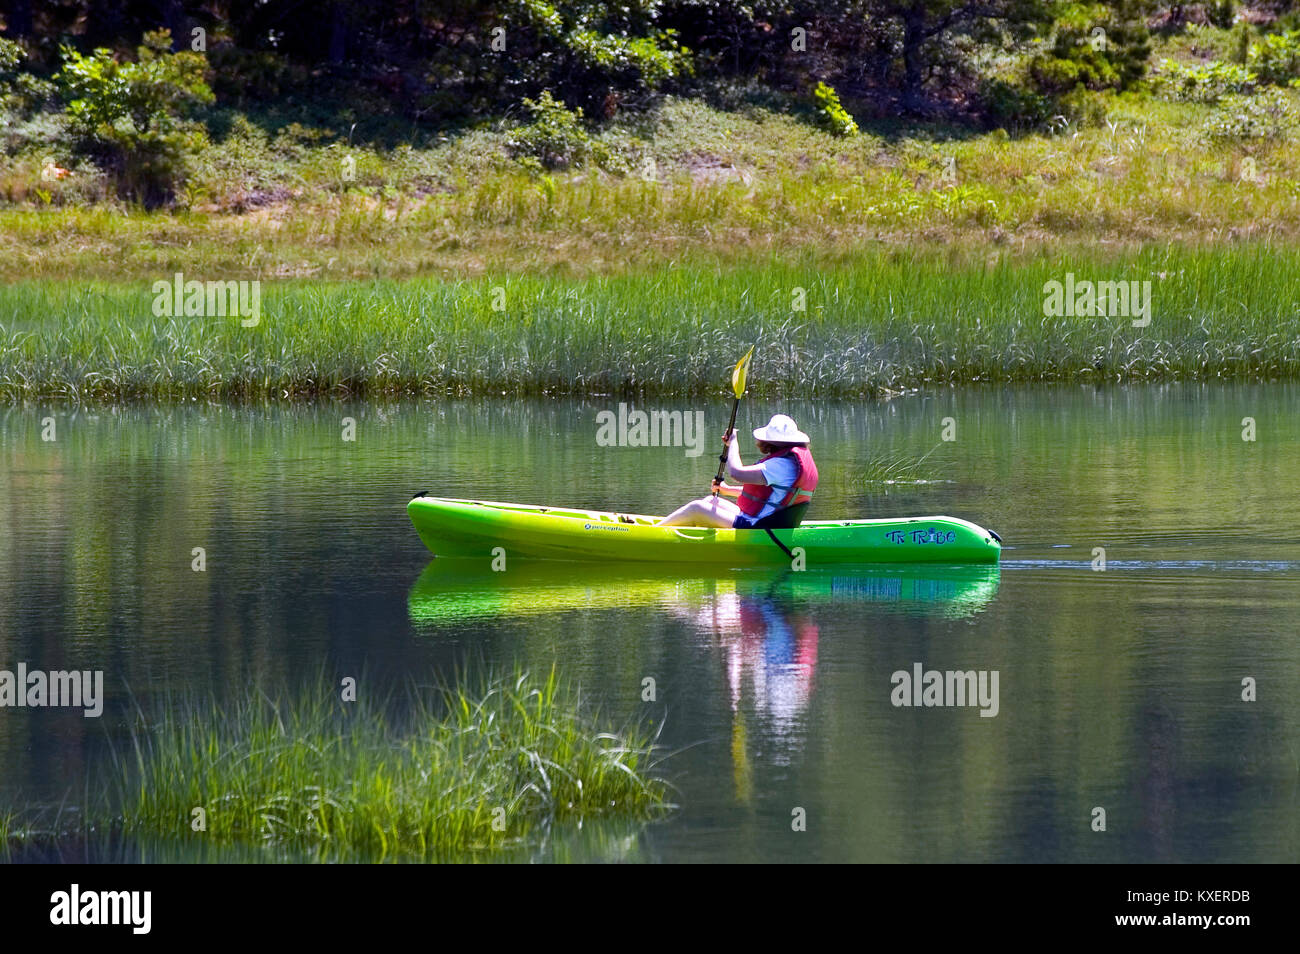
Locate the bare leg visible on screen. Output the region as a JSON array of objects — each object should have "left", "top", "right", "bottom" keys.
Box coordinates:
[{"left": 657, "top": 496, "right": 740, "bottom": 528}]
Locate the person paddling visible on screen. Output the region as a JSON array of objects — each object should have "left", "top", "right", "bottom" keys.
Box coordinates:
[{"left": 658, "top": 414, "right": 818, "bottom": 529}]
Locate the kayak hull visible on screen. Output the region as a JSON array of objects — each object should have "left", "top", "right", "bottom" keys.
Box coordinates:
[{"left": 407, "top": 496, "right": 1001, "bottom": 565}]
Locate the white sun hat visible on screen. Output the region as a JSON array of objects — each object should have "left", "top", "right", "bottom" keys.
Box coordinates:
[{"left": 753, "top": 414, "right": 810, "bottom": 444}]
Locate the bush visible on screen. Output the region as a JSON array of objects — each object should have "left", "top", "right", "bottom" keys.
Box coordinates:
[
  {"left": 1230, "top": 22, "right": 1253, "bottom": 65},
  {"left": 1055, "top": 87, "right": 1113, "bottom": 129},
  {"left": 0, "top": 38, "right": 54, "bottom": 117},
  {"left": 425, "top": 1, "right": 692, "bottom": 120},
  {"left": 506, "top": 91, "right": 626, "bottom": 171},
  {"left": 1028, "top": 2, "right": 1152, "bottom": 95},
  {"left": 1204, "top": 88, "right": 1299, "bottom": 140},
  {"left": 980, "top": 77, "right": 1054, "bottom": 131},
  {"left": 1249, "top": 30, "right": 1300, "bottom": 87},
  {"left": 812, "top": 82, "right": 858, "bottom": 136},
  {"left": 1152, "top": 58, "right": 1256, "bottom": 103},
  {"left": 55, "top": 29, "right": 213, "bottom": 207},
  {"left": 980, "top": 75, "right": 1109, "bottom": 134},
  {"left": 0, "top": 37, "right": 21, "bottom": 76},
  {"left": 1208, "top": 0, "right": 1237, "bottom": 30}
]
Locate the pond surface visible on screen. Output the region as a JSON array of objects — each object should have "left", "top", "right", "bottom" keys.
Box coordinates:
[{"left": 2, "top": 384, "right": 1297, "bottom": 862}]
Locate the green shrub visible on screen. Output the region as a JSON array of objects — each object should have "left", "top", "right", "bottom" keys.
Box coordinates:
[
  {"left": 812, "top": 82, "right": 858, "bottom": 136},
  {"left": 0, "top": 37, "right": 22, "bottom": 79},
  {"left": 0, "top": 36, "right": 23, "bottom": 115},
  {"left": 1231, "top": 22, "right": 1253, "bottom": 65},
  {"left": 563, "top": 24, "right": 690, "bottom": 91},
  {"left": 506, "top": 91, "right": 626, "bottom": 171},
  {"left": 1029, "top": 2, "right": 1152, "bottom": 95},
  {"left": 55, "top": 29, "right": 213, "bottom": 207},
  {"left": 1208, "top": 0, "right": 1237, "bottom": 30},
  {"left": 1204, "top": 88, "right": 1299, "bottom": 140},
  {"left": 1055, "top": 87, "right": 1113, "bottom": 128},
  {"left": 1249, "top": 30, "right": 1300, "bottom": 87},
  {"left": 425, "top": 1, "right": 691, "bottom": 120},
  {"left": 0, "top": 38, "right": 53, "bottom": 117},
  {"left": 980, "top": 77, "right": 1054, "bottom": 131},
  {"left": 1152, "top": 58, "right": 1256, "bottom": 103}
]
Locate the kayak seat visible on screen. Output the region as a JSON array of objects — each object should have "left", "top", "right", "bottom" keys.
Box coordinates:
[{"left": 750, "top": 502, "right": 809, "bottom": 531}]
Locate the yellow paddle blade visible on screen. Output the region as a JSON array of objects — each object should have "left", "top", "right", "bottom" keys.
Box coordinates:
[
  {"left": 731, "top": 711, "right": 752, "bottom": 804},
  {"left": 731, "top": 346, "right": 755, "bottom": 398}
]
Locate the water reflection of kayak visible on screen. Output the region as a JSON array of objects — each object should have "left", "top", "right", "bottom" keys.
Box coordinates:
[
  {"left": 408, "top": 496, "right": 1001, "bottom": 565},
  {"left": 407, "top": 560, "right": 1000, "bottom": 625}
]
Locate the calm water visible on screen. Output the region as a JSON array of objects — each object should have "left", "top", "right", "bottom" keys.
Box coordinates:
[{"left": 2, "top": 384, "right": 1298, "bottom": 862}]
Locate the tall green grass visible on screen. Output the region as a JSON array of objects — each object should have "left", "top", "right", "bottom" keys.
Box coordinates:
[
  {"left": 77, "top": 669, "right": 669, "bottom": 862},
  {"left": 3, "top": 245, "right": 1298, "bottom": 401}
]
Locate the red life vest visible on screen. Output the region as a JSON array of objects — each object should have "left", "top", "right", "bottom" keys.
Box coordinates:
[{"left": 737, "top": 446, "right": 818, "bottom": 517}]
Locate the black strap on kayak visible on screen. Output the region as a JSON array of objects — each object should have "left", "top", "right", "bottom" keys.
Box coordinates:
[
  {"left": 763, "top": 528, "right": 795, "bottom": 559},
  {"left": 750, "top": 502, "right": 808, "bottom": 560}
]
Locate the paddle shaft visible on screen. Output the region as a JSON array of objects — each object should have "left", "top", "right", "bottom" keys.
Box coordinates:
[{"left": 713, "top": 397, "right": 740, "bottom": 496}]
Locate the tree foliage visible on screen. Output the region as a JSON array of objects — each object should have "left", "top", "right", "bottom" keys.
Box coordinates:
[
  {"left": 1028, "top": 1, "right": 1152, "bottom": 94},
  {"left": 6, "top": 0, "right": 1286, "bottom": 156},
  {"left": 55, "top": 29, "right": 213, "bottom": 206}
]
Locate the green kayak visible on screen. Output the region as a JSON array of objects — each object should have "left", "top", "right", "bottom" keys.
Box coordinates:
[{"left": 407, "top": 495, "right": 1001, "bottom": 565}]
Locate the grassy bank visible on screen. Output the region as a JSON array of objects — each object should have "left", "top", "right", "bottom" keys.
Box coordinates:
[
  {"left": 3, "top": 245, "right": 1299, "bottom": 402},
  {"left": 1, "top": 670, "right": 670, "bottom": 862},
  {"left": 6, "top": 92, "right": 1300, "bottom": 283}
]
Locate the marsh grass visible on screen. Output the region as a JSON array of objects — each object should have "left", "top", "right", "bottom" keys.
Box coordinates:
[
  {"left": 0, "top": 797, "right": 87, "bottom": 859},
  {"left": 844, "top": 444, "right": 947, "bottom": 486},
  {"left": 3, "top": 245, "right": 1298, "bottom": 402},
  {"left": 73, "top": 669, "right": 671, "bottom": 862}
]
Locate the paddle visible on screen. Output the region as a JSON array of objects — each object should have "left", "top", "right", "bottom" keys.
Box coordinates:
[{"left": 714, "top": 346, "right": 755, "bottom": 497}]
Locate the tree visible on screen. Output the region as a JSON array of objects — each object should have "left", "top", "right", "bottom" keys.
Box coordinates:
[
  {"left": 1028, "top": 1, "right": 1151, "bottom": 94},
  {"left": 873, "top": 0, "right": 1049, "bottom": 111},
  {"left": 56, "top": 28, "right": 213, "bottom": 206}
]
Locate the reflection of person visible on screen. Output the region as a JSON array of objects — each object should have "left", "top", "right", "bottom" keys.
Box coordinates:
[
  {"left": 658, "top": 414, "right": 819, "bottom": 528},
  {"left": 733, "top": 601, "right": 819, "bottom": 742},
  {"left": 669, "top": 587, "right": 820, "bottom": 766}
]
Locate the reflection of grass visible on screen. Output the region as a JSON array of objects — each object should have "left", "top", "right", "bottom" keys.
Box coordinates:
[
  {"left": 2, "top": 814, "right": 655, "bottom": 863},
  {"left": 86, "top": 669, "right": 669, "bottom": 862},
  {"left": 4, "top": 245, "right": 1300, "bottom": 402},
  {"left": 0, "top": 804, "right": 84, "bottom": 857}
]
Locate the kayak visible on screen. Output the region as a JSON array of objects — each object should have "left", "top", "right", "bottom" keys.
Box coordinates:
[
  {"left": 407, "top": 495, "right": 1002, "bottom": 565},
  {"left": 408, "top": 560, "right": 1001, "bottom": 624}
]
